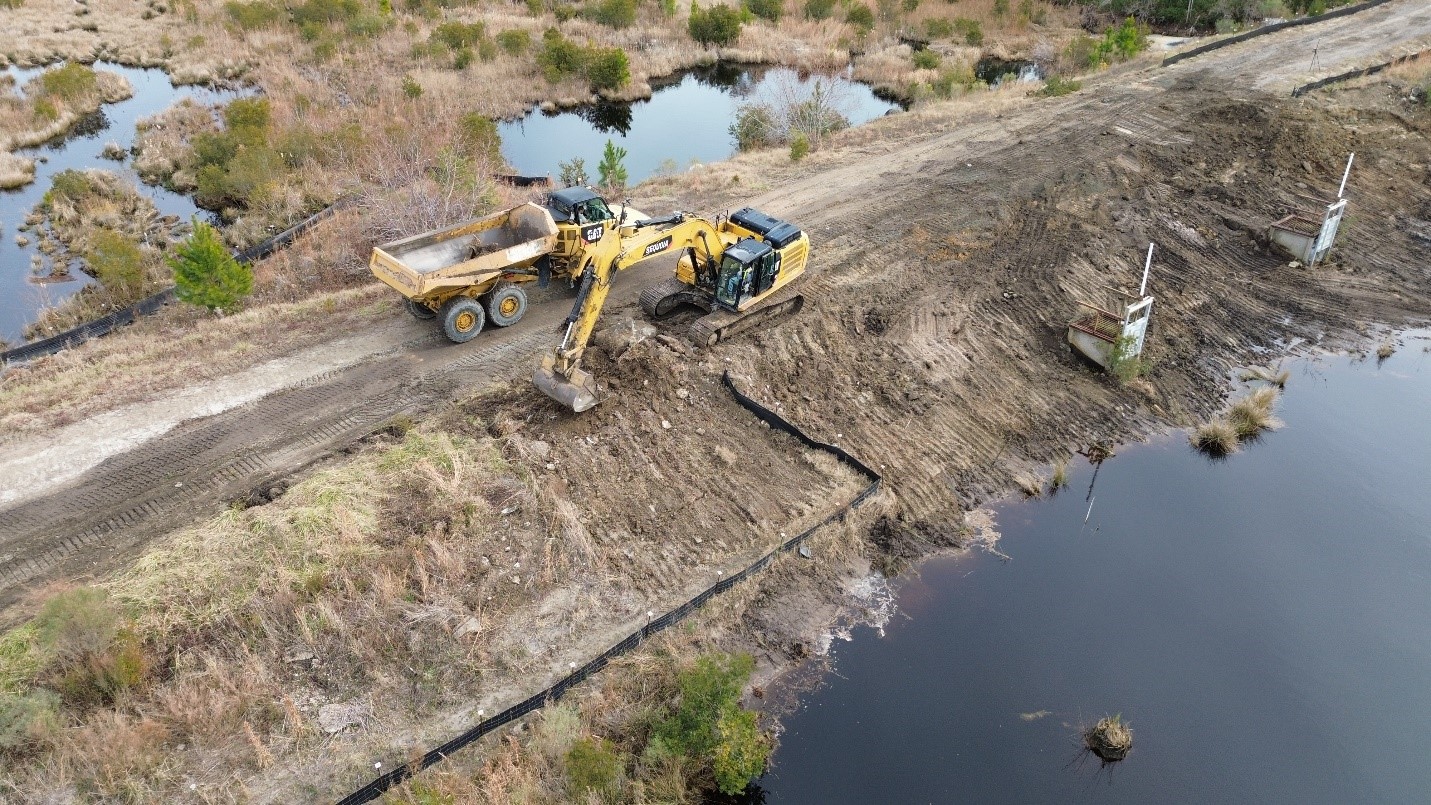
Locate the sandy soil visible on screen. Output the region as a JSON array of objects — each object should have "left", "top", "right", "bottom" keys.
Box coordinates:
[{"left": 0, "top": 2, "right": 1429, "bottom": 796}]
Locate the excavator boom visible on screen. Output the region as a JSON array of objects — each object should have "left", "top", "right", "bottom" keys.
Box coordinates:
[{"left": 533, "top": 213, "right": 724, "bottom": 411}]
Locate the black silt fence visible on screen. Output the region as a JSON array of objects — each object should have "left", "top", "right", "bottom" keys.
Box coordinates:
[
  {"left": 1, "top": 200, "right": 347, "bottom": 365},
  {"left": 334, "top": 371, "right": 882, "bottom": 805},
  {"left": 1291, "top": 49, "right": 1429, "bottom": 96},
  {"left": 1161, "top": 0, "right": 1396, "bottom": 68}
]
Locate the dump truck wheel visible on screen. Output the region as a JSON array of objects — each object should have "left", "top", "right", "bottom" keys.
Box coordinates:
[
  {"left": 441, "top": 298, "right": 485, "bottom": 343},
  {"left": 486, "top": 282, "right": 527, "bottom": 327},
  {"left": 405, "top": 299, "right": 437, "bottom": 320}
]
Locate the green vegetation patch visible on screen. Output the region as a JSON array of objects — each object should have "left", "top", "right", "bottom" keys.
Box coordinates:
[
  {"left": 538, "top": 29, "right": 630, "bottom": 90},
  {"left": 688, "top": 1, "right": 743, "bottom": 47}
]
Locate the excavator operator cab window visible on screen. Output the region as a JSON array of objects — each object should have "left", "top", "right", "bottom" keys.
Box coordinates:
[
  {"left": 576, "top": 197, "right": 613, "bottom": 224},
  {"left": 546, "top": 188, "right": 613, "bottom": 225},
  {"left": 714, "top": 239, "right": 772, "bottom": 311}
]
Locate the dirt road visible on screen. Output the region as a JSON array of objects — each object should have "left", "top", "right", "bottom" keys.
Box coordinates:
[{"left": 2, "top": 0, "right": 1429, "bottom": 615}]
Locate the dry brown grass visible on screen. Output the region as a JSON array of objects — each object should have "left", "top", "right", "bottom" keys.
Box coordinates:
[
  {"left": 0, "top": 425, "right": 546, "bottom": 799},
  {"left": 0, "top": 152, "right": 34, "bottom": 189},
  {"left": 1083, "top": 714, "right": 1132, "bottom": 762},
  {"left": 132, "top": 97, "right": 218, "bottom": 186},
  {"left": 0, "top": 284, "right": 394, "bottom": 439},
  {"left": 1191, "top": 419, "right": 1239, "bottom": 457},
  {"left": 1226, "top": 386, "right": 1282, "bottom": 440}
]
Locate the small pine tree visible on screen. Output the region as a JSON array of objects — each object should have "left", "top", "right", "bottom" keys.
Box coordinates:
[
  {"left": 169, "top": 220, "right": 252, "bottom": 313},
  {"left": 597, "top": 140, "right": 628, "bottom": 192},
  {"left": 558, "top": 157, "right": 589, "bottom": 187}
]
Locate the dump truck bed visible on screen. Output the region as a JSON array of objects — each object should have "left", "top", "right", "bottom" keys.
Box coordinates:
[{"left": 369, "top": 203, "right": 559, "bottom": 299}]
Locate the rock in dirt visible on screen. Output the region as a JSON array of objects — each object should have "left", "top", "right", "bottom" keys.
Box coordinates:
[{"left": 318, "top": 700, "right": 370, "bottom": 734}]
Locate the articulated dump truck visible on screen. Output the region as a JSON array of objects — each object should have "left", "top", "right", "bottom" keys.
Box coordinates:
[
  {"left": 370, "top": 187, "right": 811, "bottom": 412},
  {"left": 369, "top": 202, "right": 560, "bottom": 342}
]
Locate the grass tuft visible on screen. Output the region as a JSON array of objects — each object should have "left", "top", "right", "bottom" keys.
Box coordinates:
[
  {"left": 1191, "top": 420, "right": 1239, "bottom": 457},
  {"left": 1083, "top": 714, "right": 1132, "bottom": 761}
]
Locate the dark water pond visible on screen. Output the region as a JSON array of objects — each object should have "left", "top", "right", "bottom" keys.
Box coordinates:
[
  {"left": 498, "top": 64, "right": 900, "bottom": 188},
  {"left": 759, "top": 331, "right": 1431, "bottom": 803},
  {"left": 0, "top": 63, "right": 240, "bottom": 344},
  {"left": 974, "top": 56, "right": 1043, "bottom": 85}
]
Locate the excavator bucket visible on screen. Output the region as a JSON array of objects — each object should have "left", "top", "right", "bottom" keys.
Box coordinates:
[{"left": 533, "top": 364, "right": 601, "bottom": 413}]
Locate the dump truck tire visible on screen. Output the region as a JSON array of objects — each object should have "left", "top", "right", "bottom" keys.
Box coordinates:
[
  {"left": 441, "top": 297, "right": 486, "bottom": 343},
  {"left": 486, "top": 282, "right": 527, "bottom": 327},
  {"left": 405, "top": 299, "right": 437, "bottom": 320}
]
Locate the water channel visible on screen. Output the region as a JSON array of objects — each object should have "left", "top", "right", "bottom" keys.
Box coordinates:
[
  {"left": 0, "top": 63, "right": 241, "bottom": 344},
  {"left": 759, "top": 332, "right": 1431, "bottom": 803},
  {"left": 498, "top": 64, "right": 900, "bottom": 187}
]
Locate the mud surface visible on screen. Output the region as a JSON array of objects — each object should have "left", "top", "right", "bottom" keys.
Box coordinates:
[{"left": 1, "top": 0, "right": 1429, "bottom": 649}]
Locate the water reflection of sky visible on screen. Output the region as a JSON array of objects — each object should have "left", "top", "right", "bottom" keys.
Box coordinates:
[
  {"left": 760, "top": 331, "right": 1431, "bottom": 804},
  {"left": 1, "top": 62, "right": 243, "bottom": 344},
  {"left": 498, "top": 66, "right": 899, "bottom": 188}
]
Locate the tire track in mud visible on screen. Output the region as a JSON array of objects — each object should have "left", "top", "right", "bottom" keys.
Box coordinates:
[{"left": 0, "top": 298, "right": 615, "bottom": 609}]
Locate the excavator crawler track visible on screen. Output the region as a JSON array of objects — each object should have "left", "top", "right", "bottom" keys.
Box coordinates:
[
  {"left": 639, "top": 277, "right": 710, "bottom": 319},
  {"left": 689, "top": 287, "right": 805, "bottom": 347}
]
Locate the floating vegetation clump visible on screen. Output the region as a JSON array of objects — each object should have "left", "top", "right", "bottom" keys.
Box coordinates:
[
  {"left": 1084, "top": 714, "right": 1133, "bottom": 762},
  {"left": 1191, "top": 420, "right": 1239, "bottom": 457},
  {"left": 1193, "top": 387, "right": 1282, "bottom": 456}
]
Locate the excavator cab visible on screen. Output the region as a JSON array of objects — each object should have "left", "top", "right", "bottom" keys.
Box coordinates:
[{"left": 713, "top": 238, "right": 778, "bottom": 311}]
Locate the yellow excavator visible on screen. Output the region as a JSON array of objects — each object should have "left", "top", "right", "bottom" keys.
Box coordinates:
[{"left": 533, "top": 205, "right": 811, "bottom": 412}]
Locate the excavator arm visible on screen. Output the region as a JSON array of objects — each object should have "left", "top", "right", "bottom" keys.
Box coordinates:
[{"left": 533, "top": 214, "right": 725, "bottom": 412}]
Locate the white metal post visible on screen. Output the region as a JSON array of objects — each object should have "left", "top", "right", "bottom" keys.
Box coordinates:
[
  {"left": 1338, "top": 153, "right": 1355, "bottom": 199},
  {"left": 1139, "top": 242, "right": 1154, "bottom": 298}
]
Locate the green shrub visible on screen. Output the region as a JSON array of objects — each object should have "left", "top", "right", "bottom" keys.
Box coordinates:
[
  {"left": 170, "top": 219, "right": 252, "bottom": 312},
  {"left": 912, "top": 48, "right": 939, "bottom": 69},
  {"left": 0, "top": 690, "right": 60, "bottom": 752},
  {"left": 953, "top": 16, "right": 981, "bottom": 45},
  {"left": 33, "top": 98, "right": 59, "bottom": 121},
  {"left": 711, "top": 707, "right": 769, "bottom": 794},
  {"left": 0, "top": 0, "right": 25, "bottom": 8},
  {"left": 745, "top": 0, "right": 781, "bottom": 22},
  {"left": 586, "top": 47, "right": 630, "bottom": 90},
  {"left": 458, "top": 112, "right": 503, "bottom": 163},
  {"left": 453, "top": 47, "right": 474, "bottom": 69},
  {"left": 844, "top": 3, "right": 874, "bottom": 32},
  {"left": 1088, "top": 16, "right": 1147, "bottom": 68},
  {"left": 565, "top": 737, "right": 624, "bottom": 802},
  {"left": 1037, "top": 74, "right": 1080, "bottom": 96},
  {"left": 223, "top": 97, "right": 271, "bottom": 140},
  {"left": 992, "top": 0, "right": 1007, "bottom": 16},
  {"left": 688, "top": 2, "right": 743, "bottom": 47},
  {"left": 788, "top": 131, "right": 809, "bottom": 161},
  {"left": 345, "top": 12, "right": 387, "bottom": 36},
  {"left": 804, "top": 0, "right": 833, "bottom": 18},
  {"left": 432, "top": 20, "right": 485, "bottom": 49},
  {"left": 496, "top": 28, "right": 531, "bottom": 54},
  {"left": 402, "top": 74, "right": 423, "bottom": 98},
  {"left": 86, "top": 229, "right": 145, "bottom": 298},
  {"left": 34, "top": 587, "right": 118, "bottom": 666},
  {"left": 558, "top": 156, "right": 589, "bottom": 186},
  {"left": 37, "top": 63, "right": 98, "bottom": 103},
  {"left": 649, "top": 653, "right": 770, "bottom": 795},
  {"left": 43, "top": 169, "right": 96, "bottom": 208},
  {"left": 224, "top": 0, "right": 284, "bottom": 29},
  {"left": 922, "top": 17, "right": 952, "bottom": 37},
  {"left": 587, "top": 0, "right": 637, "bottom": 27},
  {"left": 291, "top": 0, "right": 361, "bottom": 25},
  {"left": 730, "top": 102, "right": 777, "bottom": 150},
  {"left": 538, "top": 28, "right": 587, "bottom": 81},
  {"left": 929, "top": 63, "right": 975, "bottom": 98},
  {"left": 32, "top": 587, "right": 148, "bottom": 707}
]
